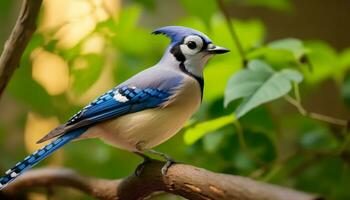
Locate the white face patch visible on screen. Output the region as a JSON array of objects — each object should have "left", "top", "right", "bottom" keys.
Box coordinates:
[
  {"left": 113, "top": 92, "right": 129, "bottom": 103},
  {"left": 180, "top": 35, "right": 204, "bottom": 56}
]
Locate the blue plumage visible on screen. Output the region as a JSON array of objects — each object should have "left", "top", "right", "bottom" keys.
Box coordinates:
[
  {"left": 68, "top": 86, "right": 172, "bottom": 125},
  {"left": 0, "top": 86, "right": 173, "bottom": 190},
  {"left": 0, "top": 128, "right": 86, "bottom": 189},
  {"left": 153, "top": 26, "right": 212, "bottom": 45}
]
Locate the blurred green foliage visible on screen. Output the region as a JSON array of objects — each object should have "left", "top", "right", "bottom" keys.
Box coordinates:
[{"left": 1, "top": 0, "right": 350, "bottom": 200}]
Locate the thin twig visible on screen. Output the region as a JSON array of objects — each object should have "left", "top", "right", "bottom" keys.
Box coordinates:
[
  {"left": 216, "top": 0, "right": 248, "bottom": 67},
  {"left": 284, "top": 95, "right": 307, "bottom": 115},
  {"left": 284, "top": 95, "right": 348, "bottom": 126}
]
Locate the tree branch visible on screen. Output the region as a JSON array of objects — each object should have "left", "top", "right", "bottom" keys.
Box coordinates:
[
  {"left": 0, "top": 0, "right": 43, "bottom": 97},
  {"left": 1, "top": 160, "right": 322, "bottom": 200}
]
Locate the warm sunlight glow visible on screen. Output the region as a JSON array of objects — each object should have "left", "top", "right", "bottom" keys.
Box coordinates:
[
  {"left": 67, "top": 58, "right": 115, "bottom": 105},
  {"left": 40, "top": 0, "right": 120, "bottom": 49},
  {"left": 81, "top": 33, "right": 105, "bottom": 54},
  {"left": 31, "top": 48, "right": 70, "bottom": 95},
  {"left": 24, "top": 112, "right": 59, "bottom": 152}
]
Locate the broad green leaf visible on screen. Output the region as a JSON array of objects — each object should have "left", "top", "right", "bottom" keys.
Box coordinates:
[
  {"left": 268, "top": 38, "right": 307, "bottom": 60},
  {"left": 247, "top": 38, "right": 307, "bottom": 67},
  {"left": 246, "top": 47, "right": 296, "bottom": 67},
  {"left": 225, "top": 60, "right": 303, "bottom": 118},
  {"left": 303, "top": 41, "right": 339, "bottom": 84},
  {"left": 280, "top": 69, "right": 303, "bottom": 83},
  {"left": 184, "top": 115, "right": 235, "bottom": 145},
  {"left": 224, "top": 60, "right": 273, "bottom": 105}
]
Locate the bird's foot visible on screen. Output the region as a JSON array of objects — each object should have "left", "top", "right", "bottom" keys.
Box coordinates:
[
  {"left": 145, "top": 149, "right": 176, "bottom": 175},
  {"left": 161, "top": 158, "right": 176, "bottom": 175},
  {"left": 134, "top": 152, "right": 151, "bottom": 176}
]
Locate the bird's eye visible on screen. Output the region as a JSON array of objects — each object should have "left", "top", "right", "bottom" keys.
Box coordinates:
[{"left": 187, "top": 41, "right": 197, "bottom": 49}]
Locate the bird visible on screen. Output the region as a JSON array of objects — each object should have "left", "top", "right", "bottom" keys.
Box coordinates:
[{"left": 0, "top": 26, "right": 229, "bottom": 190}]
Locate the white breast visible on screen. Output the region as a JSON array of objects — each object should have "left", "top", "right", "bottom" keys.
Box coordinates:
[{"left": 83, "top": 75, "right": 201, "bottom": 152}]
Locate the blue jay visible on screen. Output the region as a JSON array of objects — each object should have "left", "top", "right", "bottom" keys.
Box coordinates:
[{"left": 0, "top": 26, "right": 229, "bottom": 190}]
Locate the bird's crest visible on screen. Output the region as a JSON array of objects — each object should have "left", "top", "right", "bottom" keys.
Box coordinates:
[{"left": 153, "top": 26, "right": 211, "bottom": 44}]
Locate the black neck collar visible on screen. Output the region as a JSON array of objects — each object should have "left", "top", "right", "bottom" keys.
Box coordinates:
[{"left": 170, "top": 45, "right": 204, "bottom": 99}]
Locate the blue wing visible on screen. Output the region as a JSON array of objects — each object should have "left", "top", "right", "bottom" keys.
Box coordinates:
[
  {"left": 37, "top": 86, "right": 174, "bottom": 143},
  {"left": 68, "top": 86, "right": 172, "bottom": 124}
]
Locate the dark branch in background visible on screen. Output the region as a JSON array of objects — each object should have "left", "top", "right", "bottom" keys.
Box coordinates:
[
  {"left": 216, "top": 0, "right": 248, "bottom": 67},
  {"left": 0, "top": 160, "right": 322, "bottom": 200},
  {"left": 0, "top": 0, "right": 43, "bottom": 98}
]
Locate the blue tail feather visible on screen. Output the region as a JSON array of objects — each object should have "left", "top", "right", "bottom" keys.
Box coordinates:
[{"left": 0, "top": 128, "right": 86, "bottom": 190}]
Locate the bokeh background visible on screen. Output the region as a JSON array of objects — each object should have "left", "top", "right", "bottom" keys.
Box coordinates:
[{"left": 1, "top": 0, "right": 350, "bottom": 199}]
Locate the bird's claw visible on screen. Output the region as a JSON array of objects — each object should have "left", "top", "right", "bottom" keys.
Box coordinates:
[
  {"left": 161, "top": 158, "right": 176, "bottom": 175},
  {"left": 137, "top": 149, "right": 178, "bottom": 175},
  {"left": 134, "top": 152, "right": 151, "bottom": 176}
]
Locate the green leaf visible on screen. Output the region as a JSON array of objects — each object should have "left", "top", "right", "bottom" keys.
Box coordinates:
[
  {"left": 247, "top": 38, "right": 307, "bottom": 67},
  {"left": 70, "top": 54, "right": 104, "bottom": 95},
  {"left": 267, "top": 38, "right": 307, "bottom": 60},
  {"left": 280, "top": 69, "right": 303, "bottom": 83},
  {"left": 224, "top": 60, "right": 303, "bottom": 118},
  {"left": 184, "top": 115, "right": 235, "bottom": 145},
  {"left": 179, "top": 0, "right": 217, "bottom": 25},
  {"left": 303, "top": 41, "right": 339, "bottom": 84}
]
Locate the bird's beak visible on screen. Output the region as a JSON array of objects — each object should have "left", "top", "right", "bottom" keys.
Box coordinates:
[{"left": 206, "top": 44, "right": 230, "bottom": 54}]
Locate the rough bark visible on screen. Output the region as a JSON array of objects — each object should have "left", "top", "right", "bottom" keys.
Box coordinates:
[
  {"left": 1, "top": 160, "right": 323, "bottom": 200},
  {"left": 0, "top": 0, "right": 42, "bottom": 97}
]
